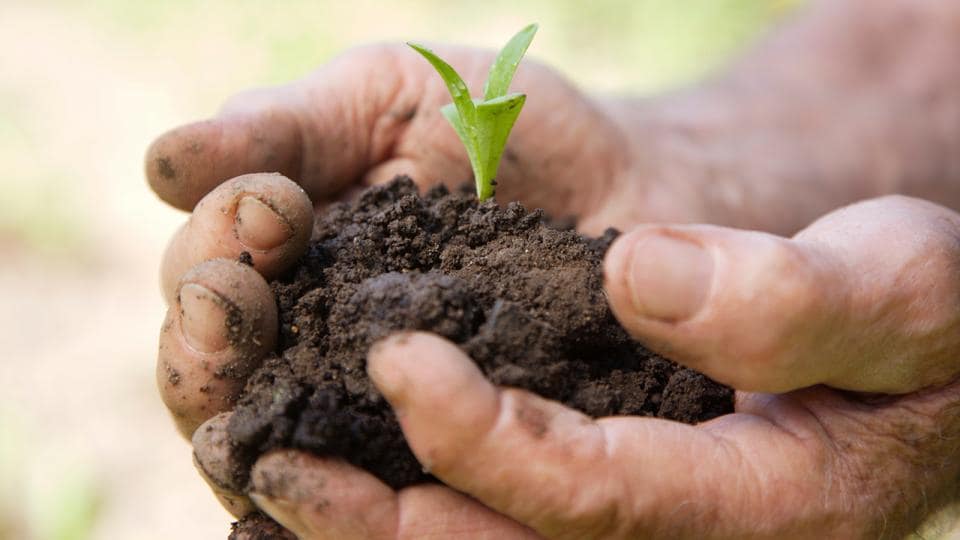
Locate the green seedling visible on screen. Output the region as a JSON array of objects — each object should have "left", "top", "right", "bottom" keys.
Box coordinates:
[{"left": 408, "top": 23, "right": 537, "bottom": 201}]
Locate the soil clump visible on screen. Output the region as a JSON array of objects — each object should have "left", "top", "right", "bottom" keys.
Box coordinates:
[{"left": 226, "top": 177, "right": 734, "bottom": 495}]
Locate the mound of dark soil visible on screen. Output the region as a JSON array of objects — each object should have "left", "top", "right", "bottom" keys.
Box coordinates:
[{"left": 226, "top": 177, "right": 733, "bottom": 497}]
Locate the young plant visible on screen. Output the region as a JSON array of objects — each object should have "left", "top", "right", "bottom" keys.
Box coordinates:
[{"left": 408, "top": 23, "right": 537, "bottom": 201}]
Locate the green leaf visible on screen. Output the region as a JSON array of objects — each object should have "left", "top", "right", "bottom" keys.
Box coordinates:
[
  {"left": 441, "top": 102, "right": 483, "bottom": 195},
  {"left": 407, "top": 42, "right": 477, "bottom": 130},
  {"left": 474, "top": 93, "right": 526, "bottom": 200},
  {"left": 482, "top": 23, "right": 538, "bottom": 100},
  {"left": 409, "top": 25, "right": 535, "bottom": 201}
]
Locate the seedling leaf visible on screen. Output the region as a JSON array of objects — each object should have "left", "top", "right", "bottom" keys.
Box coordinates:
[
  {"left": 475, "top": 93, "right": 526, "bottom": 200},
  {"left": 409, "top": 25, "right": 536, "bottom": 201},
  {"left": 407, "top": 42, "right": 477, "bottom": 129},
  {"left": 483, "top": 23, "right": 538, "bottom": 100},
  {"left": 440, "top": 102, "right": 482, "bottom": 195}
]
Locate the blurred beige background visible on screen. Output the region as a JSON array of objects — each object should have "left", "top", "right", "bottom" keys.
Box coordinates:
[{"left": 1, "top": 1, "right": 955, "bottom": 539}]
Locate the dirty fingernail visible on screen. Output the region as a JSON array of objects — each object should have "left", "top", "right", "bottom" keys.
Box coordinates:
[
  {"left": 179, "top": 283, "right": 230, "bottom": 353},
  {"left": 236, "top": 196, "right": 292, "bottom": 251},
  {"left": 249, "top": 492, "right": 308, "bottom": 537},
  {"left": 192, "top": 413, "right": 244, "bottom": 492},
  {"left": 627, "top": 233, "right": 713, "bottom": 322},
  {"left": 367, "top": 333, "right": 414, "bottom": 405}
]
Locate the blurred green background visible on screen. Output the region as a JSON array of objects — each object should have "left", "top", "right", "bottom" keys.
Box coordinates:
[{"left": 0, "top": 1, "right": 956, "bottom": 539}]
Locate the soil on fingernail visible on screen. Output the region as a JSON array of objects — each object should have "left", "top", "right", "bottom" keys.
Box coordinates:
[{"left": 226, "top": 177, "right": 734, "bottom": 533}]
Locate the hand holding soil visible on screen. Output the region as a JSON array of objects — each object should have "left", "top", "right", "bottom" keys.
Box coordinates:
[{"left": 148, "top": 0, "right": 960, "bottom": 537}]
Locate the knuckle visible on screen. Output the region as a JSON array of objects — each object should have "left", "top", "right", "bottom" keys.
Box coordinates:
[
  {"left": 744, "top": 241, "right": 825, "bottom": 359},
  {"left": 721, "top": 238, "right": 844, "bottom": 391},
  {"left": 220, "top": 86, "right": 284, "bottom": 116}
]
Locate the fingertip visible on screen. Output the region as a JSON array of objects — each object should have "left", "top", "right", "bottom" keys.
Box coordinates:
[
  {"left": 603, "top": 228, "right": 638, "bottom": 320},
  {"left": 146, "top": 120, "right": 224, "bottom": 211},
  {"left": 178, "top": 283, "right": 231, "bottom": 353},
  {"left": 603, "top": 226, "right": 714, "bottom": 325},
  {"left": 158, "top": 258, "right": 277, "bottom": 437},
  {"left": 160, "top": 172, "right": 313, "bottom": 302},
  {"left": 178, "top": 258, "right": 278, "bottom": 356},
  {"left": 236, "top": 196, "right": 293, "bottom": 251},
  {"left": 250, "top": 450, "right": 396, "bottom": 540},
  {"left": 146, "top": 88, "right": 305, "bottom": 210},
  {"left": 367, "top": 332, "right": 493, "bottom": 415},
  {"left": 367, "top": 332, "right": 499, "bottom": 473},
  {"left": 607, "top": 223, "right": 850, "bottom": 393},
  {"left": 192, "top": 412, "right": 255, "bottom": 517},
  {"left": 220, "top": 173, "right": 314, "bottom": 277},
  {"left": 361, "top": 158, "right": 423, "bottom": 188}
]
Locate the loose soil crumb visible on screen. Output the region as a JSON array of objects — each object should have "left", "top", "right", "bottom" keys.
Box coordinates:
[
  {"left": 228, "top": 177, "right": 733, "bottom": 496},
  {"left": 238, "top": 251, "right": 254, "bottom": 267}
]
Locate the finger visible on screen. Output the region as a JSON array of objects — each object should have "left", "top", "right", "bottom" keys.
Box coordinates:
[
  {"left": 192, "top": 412, "right": 255, "bottom": 518},
  {"left": 249, "top": 449, "right": 538, "bottom": 540},
  {"left": 367, "top": 334, "right": 857, "bottom": 539},
  {"left": 361, "top": 157, "right": 423, "bottom": 187},
  {"left": 146, "top": 45, "right": 413, "bottom": 210},
  {"left": 158, "top": 259, "right": 277, "bottom": 438},
  {"left": 604, "top": 195, "right": 960, "bottom": 393},
  {"left": 160, "top": 172, "right": 312, "bottom": 304},
  {"left": 229, "top": 513, "right": 297, "bottom": 540}
]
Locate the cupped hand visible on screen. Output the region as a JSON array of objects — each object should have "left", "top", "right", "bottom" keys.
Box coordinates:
[
  {"left": 153, "top": 43, "right": 656, "bottom": 438},
  {"left": 150, "top": 43, "right": 960, "bottom": 538},
  {"left": 150, "top": 42, "right": 700, "bottom": 533},
  {"left": 147, "top": 43, "right": 677, "bottom": 237},
  {"left": 195, "top": 195, "right": 960, "bottom": 539}
]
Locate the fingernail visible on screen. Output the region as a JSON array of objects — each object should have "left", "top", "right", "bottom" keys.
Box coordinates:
[
  {"left": 179, "top": 283, "right": 230, "bottom": 353},
  {"left": 626, "top": 233, "right": 713, "bottom": 322},
  {"left": 248, "top": 492, "right": 308, "bottom": 537},
  {"left": 367, "top": 333, "right": 414, "bottom": 406},
  {"left": 235, "top": 196, "right": 292, "bottom": 251},
  {"left": 192, "top": 413, "right": 244, "bottom": 491}
]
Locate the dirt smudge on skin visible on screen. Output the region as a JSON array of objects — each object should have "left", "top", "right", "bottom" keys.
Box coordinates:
[
  {"left": 157, "top": 156, "right": 176, "bottom": 180},
  {"left": 237, "top": 251, "right": 254, "bottom": 267},
  {"left": 515, "top": 400, "right": 550, "bottom": 440},
  {"left": 165, "top": 363, "right": 182, "bottom": 386},
  {"left": 391, "top": 105, "right": 418, "bottom": 122}
]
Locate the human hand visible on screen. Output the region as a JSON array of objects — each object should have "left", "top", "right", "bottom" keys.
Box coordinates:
[
  {"left": 205, "top": 195, "right": 960, "bottom": 539},
  {"left": 146, "top": 43, "right": 701, "bottom": 241},
  {"left": 151, "top": 42, "right": 659, "bottom": 435},
  {"left": 151, "top": 42, "right": 727, "bottom": 530},
  {"left": 150, "top": 38, "right": 960, "bottom": 539}
]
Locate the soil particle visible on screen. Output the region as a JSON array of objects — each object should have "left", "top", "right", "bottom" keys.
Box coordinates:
[
  {"left": 238, "top": 251, "right": 254, "bottom": 267},
  {"left": 165, "top": 363, "right": 181, "bottom": 386},
  {"left": 228, "top": 177, "right": 733, "bottom": 495}
]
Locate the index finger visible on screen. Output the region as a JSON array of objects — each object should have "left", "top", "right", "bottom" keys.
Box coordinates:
[
  {"left": 365, "top": 333, "right": 830, "bottom": 539},
  {"left": 145, "top": 45, "right": 412, "bottom": 211}
]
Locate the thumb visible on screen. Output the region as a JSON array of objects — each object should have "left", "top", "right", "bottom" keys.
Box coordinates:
[{"left": 604, "top": 195, "right": 960, "bottom": 394}]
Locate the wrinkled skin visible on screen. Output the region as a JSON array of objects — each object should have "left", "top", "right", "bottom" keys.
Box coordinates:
[{"left": 151, "top": 0, "right": 960, "bottom": 538}]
